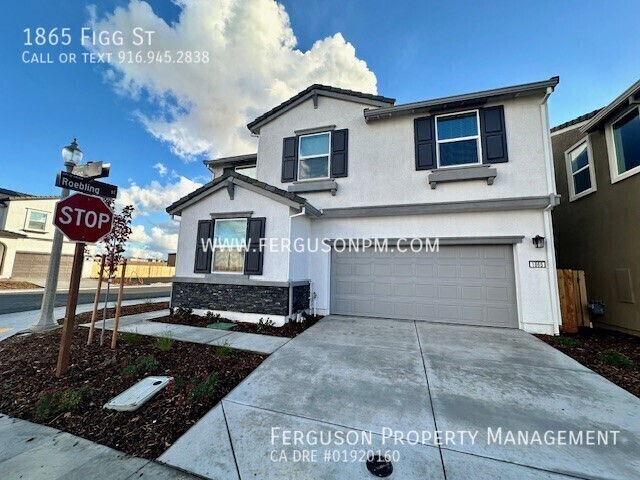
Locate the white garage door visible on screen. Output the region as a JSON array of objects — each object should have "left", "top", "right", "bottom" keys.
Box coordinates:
[{"left": 330, "top": 244, "right": 518, "bottom": 328}]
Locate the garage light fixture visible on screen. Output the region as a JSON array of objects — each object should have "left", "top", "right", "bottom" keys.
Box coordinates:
[{"left": 532, "top": 235, "right": 545, "bottom": 248}]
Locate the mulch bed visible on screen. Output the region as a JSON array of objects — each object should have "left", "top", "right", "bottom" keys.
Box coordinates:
[
  {"left": 58, "top": 301, "right": 169, "bottom": 327},
  {"left": 0, "top": 329, "right": 266, "bottom": 459},
  {"left": 154, "top": 312, "right": 323, "bottom": 338},
  {"left": 0, "top": 280, "right": 42, "bottom": 290},
  {"left": 536, "top": 328, "right": 640, "bottom": 398}
]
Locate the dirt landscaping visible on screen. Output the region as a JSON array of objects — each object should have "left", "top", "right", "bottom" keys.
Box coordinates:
[
  {"left": 0, "top": 328, "right": 266, "bottom": 459},
  {"left": 153, "top": 308, "right": 323, "bottom": 338},
  {"left": 0, "top": 280, "right": 42, "bottom": 290},
  {"left": 57, "top": 301, "right": 169, "bottom": 327},
  {"left": 536, "top": 328, "right": 639, "bottom": 397}
]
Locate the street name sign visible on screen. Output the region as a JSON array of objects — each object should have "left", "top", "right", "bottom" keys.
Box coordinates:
[{"left": 56, "top": 171, "right": 117, "bottom": 199}]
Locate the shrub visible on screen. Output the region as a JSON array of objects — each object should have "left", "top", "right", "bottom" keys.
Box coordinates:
[
  {"left": 122, "top": 331, "right": 142, "bottom": 345},
  {"left": 553, "top": 336, "right": 580, "bottom": 347},
  {"left": 215, "top": 341, "right": 233, "bottom": 357},
  {"left": 154, "top": 335, "right": 173, "bottom": 352},
  {"left": 599, "top": 350, "right": 635, "bottom": 369},
  {"left": 166, "top": 371, "right": 218, "bottom": 404},
  {"left": 34, "top": 387, "right": 90, "bottom": 421},
  {"left": 174, "top": 307, "right": 193, "bottom": 318},
  {"left": 256, "top": 318, "right": 275, "bottom": 333},
  {"left": 121, "top": 355, "right": 159, "bottom": 376},
  {"left": 205, "top": 311, "right": 221, "bottom": 322}
]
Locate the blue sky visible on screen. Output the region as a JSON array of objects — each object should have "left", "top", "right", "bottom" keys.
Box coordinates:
[{"left": 1, "top": 0, "right": 638, "bottom": 258}]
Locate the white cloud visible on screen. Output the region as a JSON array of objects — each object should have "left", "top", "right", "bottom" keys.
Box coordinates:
[
  {"left": 116, "top": 175, "right": 202, "bottom": 215},
  {"left": 126, "top": 223, "right": 179, "bottom": 259},
  {"left": 88, "top": 0, "right": 378, "bottom": 160},
  {"left": 129, "top": 224, "right": 152, "bottom": 243},
  {"left": 153, "top": 162, "right": 168, "bottom": 176}
]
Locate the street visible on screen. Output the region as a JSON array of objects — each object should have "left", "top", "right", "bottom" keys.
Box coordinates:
[{"left": 0, "top": 285, "right": 171, "bottom": 315}]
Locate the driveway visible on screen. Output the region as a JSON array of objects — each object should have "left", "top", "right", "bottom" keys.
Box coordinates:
[{"left": 160, "top": 316, "right": 640, "bottom": 479}]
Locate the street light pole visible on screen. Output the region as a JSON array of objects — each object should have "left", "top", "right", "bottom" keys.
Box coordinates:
[{"left": 30, "top": 139, "right": 83, "bottom": 332}]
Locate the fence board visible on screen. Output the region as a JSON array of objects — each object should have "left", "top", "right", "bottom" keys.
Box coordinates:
[{"left": 557, "top": 269, "right": 588, "bottom": 333}]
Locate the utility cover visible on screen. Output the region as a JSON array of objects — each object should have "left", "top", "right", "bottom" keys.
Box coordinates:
[{"left": 104, "top": 376, "right": 172, "bottom": 412}]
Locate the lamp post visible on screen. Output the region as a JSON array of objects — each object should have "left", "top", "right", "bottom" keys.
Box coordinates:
[{"left": 30, "top": 139, "right": 83, "bottom": 332}]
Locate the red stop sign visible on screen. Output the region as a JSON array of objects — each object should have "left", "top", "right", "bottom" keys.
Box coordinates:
[{"left": 54, "top": 193, "right": 114, "bottom": 243}]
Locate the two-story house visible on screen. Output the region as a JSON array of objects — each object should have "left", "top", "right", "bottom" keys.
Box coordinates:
[
  {"left": 167, "top": 78, "right": 562, "bottom": 334},
  {"left": 0, "top": 188, "right": 89, "bottom": 282},
  {"left": 551, "top": 78, "right": 640, "bottom": 336}
]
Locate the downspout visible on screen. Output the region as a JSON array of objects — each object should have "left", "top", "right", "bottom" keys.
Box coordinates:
[
  {"left": 540, "top": 88, "right": 562, "bottom": 334},
  {"left": 288, "top": 207, "right": 306, "bottom": 317}
]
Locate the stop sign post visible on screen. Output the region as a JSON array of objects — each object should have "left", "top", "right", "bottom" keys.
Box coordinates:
[
  {"left": 53, "top": 193, "right": 113, "bottom": 376},
  {"left": 54, "top": 193, "right": 113, "bottom": 243}
]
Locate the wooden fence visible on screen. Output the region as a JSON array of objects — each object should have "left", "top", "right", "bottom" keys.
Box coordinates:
[
  {"left": 91, "top": 261, "right": 174, "bottom": 280},
  {"left": 557, "top": 269, "right": 590, "bottom": 333}
]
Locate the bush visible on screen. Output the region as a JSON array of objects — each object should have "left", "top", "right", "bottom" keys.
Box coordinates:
[
  {"left": 599, "top": 350, "right": 635, "bottom": 369},
  {"left": 174, "top": 307, "right": 193, "bottom": 318},
  {"left": 121, "top": 355, "right": 159, "bottom": 376},
  {"left": 205, "top": 311, "right": 221, "bottom": 322},
  {"left": 553, "top": 336, "right": 580, "bottom": 347},
  {"left": 256, "top": 318, "right": 275, "bottom": 333},
  {"left": 122, "top": 331, "right": 142, "bottom": 345},
  {"left": 154, "top": 335, "right": 173, "bottom": 351},
  {"left": 34, "top": 387, "right": 91, "bottom": 421},
  {"left": 166, "top": 371, "right": 218, "bottom": 404}
]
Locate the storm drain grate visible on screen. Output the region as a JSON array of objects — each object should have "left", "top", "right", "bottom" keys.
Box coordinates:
[{"left": 366, "top": 454, "right": 393, "bottom": 477}]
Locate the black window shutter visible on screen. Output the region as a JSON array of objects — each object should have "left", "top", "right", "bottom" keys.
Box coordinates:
[
  {"left": 330, "top": 129, "right": 348, "bottom": 178},
  {"left": 480, "top": 106, "right": 509, "bottom": 164},
  {"left": 414, "top": 117, "right": 436, "bottom": 170},
  {"left": 282, "top": 137, "right": 298, "bottom": 182},
  {"left": 244, "top": 217, "right": 266, "bottom": 275},
  {"left": 194, "top": 220, "right": 214, "bottom": 273}
]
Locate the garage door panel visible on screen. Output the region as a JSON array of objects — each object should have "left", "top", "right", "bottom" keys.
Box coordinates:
[
  {"left": 12, "top": 252, "right": 73, "bottom": 283},
  {"left": 330, "top": 245, "right": 518, "bottom": 328}
]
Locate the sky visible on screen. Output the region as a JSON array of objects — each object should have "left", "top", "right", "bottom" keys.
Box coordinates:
[{"left": 1, "top": 0, "right": 638, "bottom": 259}]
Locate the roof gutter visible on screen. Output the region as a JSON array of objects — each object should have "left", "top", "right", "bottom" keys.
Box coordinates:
[{"left": 580, "top": 79, "right": 640, "bottom": 133}]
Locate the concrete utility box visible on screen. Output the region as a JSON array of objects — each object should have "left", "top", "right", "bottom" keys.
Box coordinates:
[{"left": 104, "top": 376, "right": 172, "bottom": 412}]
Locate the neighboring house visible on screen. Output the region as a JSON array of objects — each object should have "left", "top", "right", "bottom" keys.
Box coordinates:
[
  {"left": 551, "top": 79, "right": 640, "bottom": 336},
  {"left": 167, "top": 78, "right": 563, "bottom": 334},
  {"left": 0, "top": 188, "right": 89, "bottom": 282}
]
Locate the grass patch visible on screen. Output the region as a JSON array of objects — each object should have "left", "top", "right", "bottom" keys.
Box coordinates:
[
  {"left": 121, "top": 355, "right": 159, "bottom": 376},
  {"left": 598, "top": 350, "right": 635, "bottom": 369},
  {"left": 215, "top": 342, "right": 233, "bottom": 358},
  {"left": 553, "top": 336, "right": 580, "bottom": 347},
  {"left": 34, "top": 386, "right": 91, "bottom": 421},
  {"left": 154, "top": 335, "right": 173, "bottom": 352},
  {"left": 168, "top": 372, "right": 218, "bottom": 404},
  {"left": 122, "top": 331, "right": 142, "bottom": 345}
]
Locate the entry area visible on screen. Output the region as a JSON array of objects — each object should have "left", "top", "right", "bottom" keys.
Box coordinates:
[{"left": 330, "top": 244, "right": 518, "bottom": 328}]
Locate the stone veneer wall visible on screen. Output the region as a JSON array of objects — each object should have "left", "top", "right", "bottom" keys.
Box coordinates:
[{"left": 171, "top": 281, "right": 310, "bottom": 316}]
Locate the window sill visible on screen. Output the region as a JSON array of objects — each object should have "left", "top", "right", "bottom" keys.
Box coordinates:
[
  {"left": 288, "top": 179, "right": 338, "bottom": 196},
  {"left": 428, "top": 164, "right": 497, "bottom": 189},
  {"left": 22, "top": 228, "right": 47, "bottom": 234},
  {"left": 611, "top": 164, "right": 640, "bottom": 184},
  {"left": 569, "top": 187, "right": 597, "bottom": 202}
]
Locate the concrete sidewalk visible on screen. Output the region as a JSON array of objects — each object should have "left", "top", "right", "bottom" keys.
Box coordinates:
[
  {"left": 81, "top": 311, "right": 291, "bottom": 355},
  {"left": 0, "top": 297, "right": 169, "bottom": 342},
  {"left": 0, "top": 413, "right": 199, "bottom": 479}
]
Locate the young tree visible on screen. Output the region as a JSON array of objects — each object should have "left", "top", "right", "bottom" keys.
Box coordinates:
[{"left": 99, "top": 201, "right": 134, "bottom": 345}]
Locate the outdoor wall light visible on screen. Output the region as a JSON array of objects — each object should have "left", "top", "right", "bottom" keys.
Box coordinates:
[
  {"left": 61, "top": 138, "right": 83, "bottom": 166},
  {"left": 532, "top": 235, "right": 545, "bottom": 248}
]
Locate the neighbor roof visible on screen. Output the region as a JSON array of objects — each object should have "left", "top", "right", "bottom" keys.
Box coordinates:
[
  {"left": 0, "top": 187, "right": 31, "bottom": 199},
  {"left": 166, "top": 171, "right": 320, "bottom": 217},
  {"left": 551, "top": 108, "right": 602, "bottom": 133},
  {"left": 0, "top": 229, "right": 27, "bottom": 239},
  {"left": 364, "top": 77, "right": 560, "bottom": 122},
  {"left": 247, "top": 84, "right": 395, "bottom": 134},
  {"left": 580, "top": 78, "right": 640, "bottom": 133}
]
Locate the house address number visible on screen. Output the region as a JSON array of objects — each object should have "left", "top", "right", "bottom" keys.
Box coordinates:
[{"left": 529, "top": 261, "right": 547, "bottom": 268}]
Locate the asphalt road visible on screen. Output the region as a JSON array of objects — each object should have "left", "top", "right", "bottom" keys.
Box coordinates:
[{"left": 0, "top": 285, "right": 171, "bottom": 315}]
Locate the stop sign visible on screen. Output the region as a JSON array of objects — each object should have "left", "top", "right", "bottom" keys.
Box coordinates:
[{"left": 54, "top": 193, "right": 114, "bottom": 243}]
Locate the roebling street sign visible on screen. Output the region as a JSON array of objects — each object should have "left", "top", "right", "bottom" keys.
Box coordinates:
[{"left": 53, "top": 193, "right": 113, "bottom": 243}]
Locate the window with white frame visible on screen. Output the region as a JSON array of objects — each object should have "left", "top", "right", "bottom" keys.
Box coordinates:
[
  {"left": 436, "top": 111, "right": 481, "bottom": 167},
  {"left": 212, "top": 218, "right": 247, "bottom": 273},
  {"left": 298, "top": 132, "right": 330, "bottom": 180},
  {"left": 609, "top": 106, "right": 640, "bottom": 181},
  {"left": 25, "top": 209, "right": 47, "bottom": 232},
  {"left": 234, "top": 165, "right": 257, "bottom": 179},
  {"left": 565, "top": 139, "right": 596, "bottom": 201}
]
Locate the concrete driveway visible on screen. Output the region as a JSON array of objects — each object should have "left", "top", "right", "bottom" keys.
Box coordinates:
[{"left": 160, "top": 316, "right": 640, "bottom": 479}]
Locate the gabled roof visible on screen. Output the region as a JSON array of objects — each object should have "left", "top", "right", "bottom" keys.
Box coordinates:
[
  {"left": 0, "top": 187, "right": 31, "bottom": 199},
  {"left": 247, "top": 84, "right": 395, "bottom": 134},
  {"left": 166, "top": 171, "right": 320, "bottom": 217},
  {"left": 203, "top": 153, "right": 257, "bottom": 171},
  {"left": 580, "top": 78, "right": 640, "bottom": 133},
  {"left": 364, "top": 77, "right": 560, "bottom": 122},
  {"left": 0, "top": 229, "right": 27, "bottom": 239},
  {"left": 551, "top": 108, "right": 602, "bottom": 133}
]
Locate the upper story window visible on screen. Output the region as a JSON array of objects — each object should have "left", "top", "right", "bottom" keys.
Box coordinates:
[
  {"left": 25, "top": 209, "right": 47, "bottom": 232},
  {"left": 565, "top": 139, "right": 596, "bottom": 201},
  {"left": 235, "top": 165, "right": 257, "bottom": 179},
  {"left": 607, "top": 106, "right": 640, "bottom": 182},
  {"left": 435, "top": 111, "right": 481, "bottom": 167},
  {"left": 298, "top": 132, "right": 330, "bottom": 180},
  {"left": 212, "top": 218, "right": 247, "bottom": 273}
]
